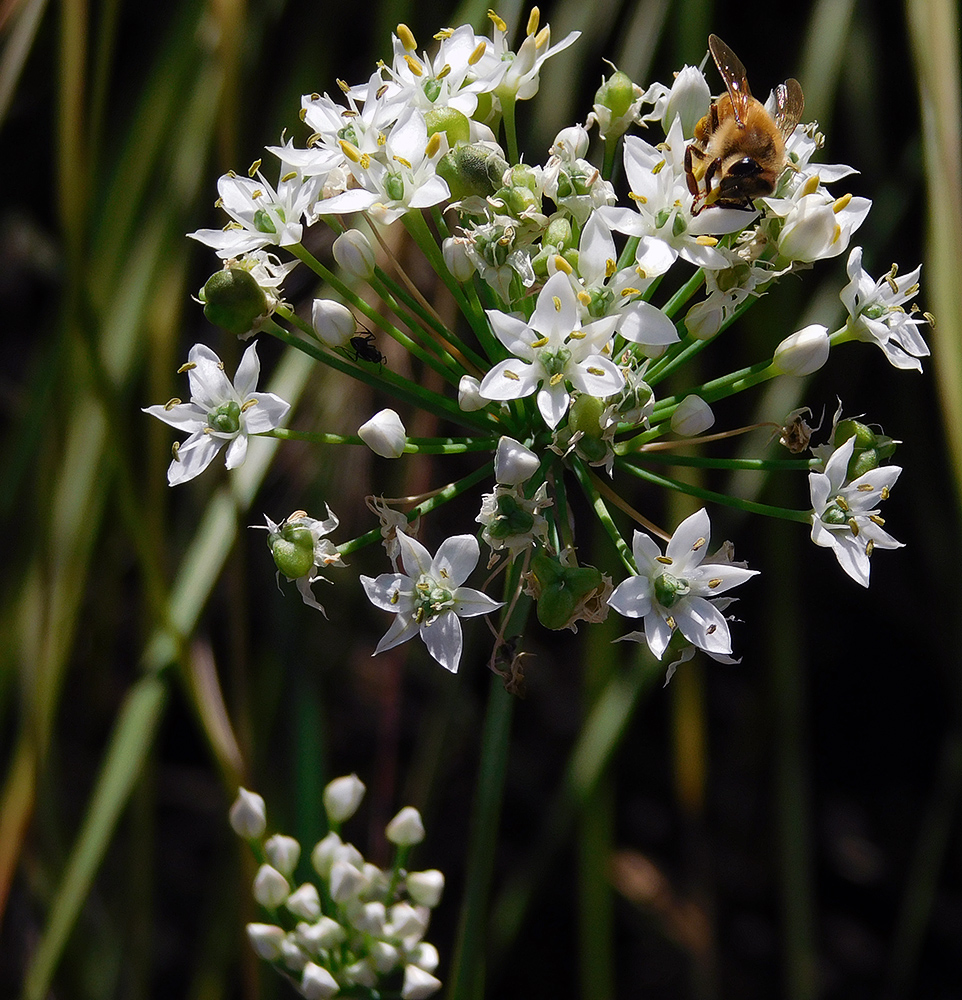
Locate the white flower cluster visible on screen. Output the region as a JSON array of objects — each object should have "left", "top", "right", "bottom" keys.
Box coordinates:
[
  {"left": 229, "top": 780, "right": 444, "bottom": 1000},
  {"left": 148, "top": 11, "right": 929, "bottom": 679}
]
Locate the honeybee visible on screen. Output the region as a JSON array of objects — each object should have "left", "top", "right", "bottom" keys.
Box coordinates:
[{"left": 685, "top": 34, "right": 804, "bottom": 213}]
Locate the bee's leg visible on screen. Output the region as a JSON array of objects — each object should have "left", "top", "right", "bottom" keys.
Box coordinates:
[{"left": 684, "top": 144, "right": 701, "bottom": 197}]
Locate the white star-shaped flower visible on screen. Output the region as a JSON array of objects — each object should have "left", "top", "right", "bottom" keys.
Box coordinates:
[
  {"left": 607, "top": 508, "right": 758, "bottom": 660},
  {"left": 809, "top": 435, "right": 903, "bottom": 587},
  {"left": 478, "top": 270, "right": 623, "bottom": 429},
  {"left": 840, "top": 246, "right": 929, "bottom": 371},
  {"left": 360, "top": 532, "right": 503, "bottom": 672},
  {"left": 143, "top": 343, "right": 290, "bottom": 485}
]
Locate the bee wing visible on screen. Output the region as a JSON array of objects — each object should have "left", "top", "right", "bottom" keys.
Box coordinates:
[
  {"left": 772, "top": 78, "right": 805, "bottom": 138},
  {"left": 708, "top": 34, "right": 752, "bottom": 126}
]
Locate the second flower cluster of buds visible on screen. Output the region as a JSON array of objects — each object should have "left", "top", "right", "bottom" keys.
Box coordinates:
[{"left": 229, "top": 779, "right": 444, "bottom": 999}]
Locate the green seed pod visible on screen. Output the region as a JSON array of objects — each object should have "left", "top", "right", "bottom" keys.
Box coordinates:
[
  {"left": 849, "top": 447, "right": 881, "bottom": 479},
  {"left": 568, "top": 394, "right": 605, "bottom": 437},
  {"left": 270, "top": 524, "right": 315, "bottom": 580},
  {"left": 834, "top": 420, "right": 877, "bottom": 451},
  {"left": 544, "top": 216, "right": 574, "bottom": 250},
  {"left": 595, "top": 70, "right": 635, "bottom": 121},
  {"left": 202, "top": 268, "right": 268, "bottom": 337},
  {"left": 436, "top": 143, "right": 509, "bottom": 201},
  {"left": 424, "top": 107, "right": 472, "bottom": 147}
]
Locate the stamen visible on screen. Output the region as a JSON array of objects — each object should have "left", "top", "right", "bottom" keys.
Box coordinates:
[
  {"left": 526, "top": 7, "right": 540, "bottom": 35},
  {"left": 393, "top": 155, "right": 413, "bottom": 169},
  {"left": 847, "top": 518, "right": 859, "bottom": 537},
  {"left": 857, "top": 483, "right": 873, "bottom": 491},
  {"left": 695, "top": 235, "right": 718, "bottom": 246},
  {"left": 404, "top": 54, "right": 424, "bottom": 77},
  {"left": 554, "top": 255, "right": 573, "bottom": 274},
  {"left": 171, "top": 441, "right": 180, "bottom": 461},
  {"left": 437, "top": 63, "right": 452, "bottom": 80},
  {"left": 801, "top": 174, "right": 820, "bottom": 196},
  {"left": 833, "top": 193, "right": 852, "bottom": 213},
  {"left": 870, "top": 514, "right": 885, "bottom": 527},
  {"left": 577, "top": 291, "right": 591, "bottom": 306},
  {"left": 281, "top": 171, "right": 297, "bottom": 183},
  {"left": 164, "top": 397, "right": 182, "bottom": 410},
  {"left": 620, "top": 287, "right": 640, "bottom": 297},
  {"left": 656, "top": 556, "right": 673, "bottom": 564},
  {"left": 708, "top": 578, "right": 721, "bottom": 589},
  {"left": 865, "top": 539, "right": 875, "bottom": 557},
  {"left": 666, "top": 615, "right": 676, "bottom": 629},
  {"left": 488, "top": 10, "right": 507, "bottom": 33},
  {"left": 425, "top": 133, "right": 441, "bottom": 158},
  {"left": 336, "top": 78, "right": 350, "bottom": 93},
  {"left": 396, "top": 22, "right": 417, "bottom": 51},
  {"left": 251, "top": 189, "right": 263, "bottom": 199},
  {"left": 834, "top": 495, "right": 849, "bottom": 511},
  {"left": 552, "top": 296, "right": 562, "bottom": 311},
  {"left": 469, "top": 41, "right": 486, "bottom": 65},
  {"left": 549, "top": 372, "right": 565, "bottom": 386},
  {"left": 880, "top": 486, "right": 890, "bottom": 500},
  {"left": 651, "top": 159, "right": 666, "bottom": 175},
  {"left": 568, "top": 330, "right": 585, "bottom": 340},
  {"left": 248, "top": 159, "right": 261, "bottom": 176},
  {"left": 586, "top": 366, "right": 605, "bottom": 376},
  {"left": 503, "top": 370, "right": 521, "bottom": 381},
  {"left": 530, "top": 336, "right": 550, "bottom": 348},
  {"left": 241, "top": 399, "right": 258, "bottom": 412},
  {"left": 534, "top": 26, "right": 550, "bottom": 47},
  {"left": 178, "top": 362, "right": 197, "bottom": 373},
  {"left": 390, "top": 589, "right": 400, "bottom": 604},
  {"left": 707, "top": 623, "right": 717, "bottom": 634},
  {"left": 692, "top": 537, "right": 706, "bottom": 551},
  {"left": 605, "top": 258, "right": 617, "bottom": 278}
]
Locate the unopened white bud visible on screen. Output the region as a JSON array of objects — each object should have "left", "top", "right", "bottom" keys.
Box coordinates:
[
  {"left": 407, "top": 941, "right": 440, "bottom": 973},
  {"left": 286, "top": 882, "right": 322, "bottom": 921},
  {"left": 359, "top": 408, "right": 407, "bottom": 459},
  {"left": 310, "top": 831, "right": 342, "bottom": 879},
  {"left": 773, "top": 324, "right": 830, "bottom": 376},
  {"left": 402, "top": 963, "right": 443, "bottom": 999},
  {"left": 312, "top": 298, "right": 356, "bottom": 348},
  {"left": 343, "top": 959, "right": 378, "bottom": 988},
  {"left": 664, "top": 65, "right": 711, "bottom": 136},
  {"left": 386, "top": 806, "right": 425, "bottom": 846},
  {"left": 387, "top": 901, "right": 428, "bottom": 938},
  {"left": 348, "top": 899, "right": 387, "bottom": 935},
  {"left": 229, "top": 788, "right": 266, "bottom": 839},
  {"left": 370, "top": 940, "right": 400, "bottom": 973},
  {"left": 494, "top": 436, "right": 540, "bottom": 486},
  {"left": 253, "top": 864, "right": 290, "bottom": 908},
  {"left": 323, "top": 774, "right": 366, "bottom": 824},
  {"left": 458, "top": 374, "right": 487, "bottom": 411},
  {"left": 442, "top": 237, "right": 475, "bottom": 281},
  {"left": 246, "top": 922, "right": 285, "bottom": 960},
  {"left": 265, "top": 834, "right": 301, "bottom": 877},
  {"left": 670, "top": 394, "right": 714, "bottom": 436},
  {"left": 333, "top": 228, "right": 376, "bottom": 278},
  {"left": 281, "top": 935, "right": 308, "bottom": 972},
  {"left": 297, "top": 916, "right": 347, "bottom": 954},
  {"left": 550, "top": 125, "right": 589, "bottom": 159},
  {"left": 329, "top": 858, "right": 367, "bottom": 902},
  {"left": 406, "top": 869, "right": 445, "bottom": 908},
  {"left": 301, "top": 961, "right": 341, "bottom": 1000}
]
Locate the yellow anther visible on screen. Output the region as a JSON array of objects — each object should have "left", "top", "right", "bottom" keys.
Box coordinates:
[
  {"left": 586, "top": 366, "right": 605, "bottom": 376},
  {"left": 865, "top": 539, "right": 875, "bottom": 557},
  {"left": 577, "top": 291, "right": 592, "bottom": 306},
  {"left": 568, "top": 330, "right": 586, "bottom": 340},
  {"left": 390, "top": 589, "right": 400, "bottom": 604},
  {"left": 881, "top": 485, "right": 890, "bottom": 500},
  {"left": 341, "top": 108, "right": 358, "bottom": 118},
  {"left": 339, "top": 139, "right": 362, "bottom": 163},
  {"left": 177, "top": 362, "right": 197, "bottom": 373},
  {"left": 425, "top": 132, "right": 442, "bottom": 158},
  {"left": 847, "top": 518, "right": 859, "bottom": 537},
  {"left": 376, "top": 84, "right": 390, "bottom": 100},
  {"left": 708, "top": 578, "right": 721, "bottom": 589},
  {"left": 504, "top": 369, "right": 521, "bottom": 381},
  {"left": 404, "top": 54, "right": 424, "bottom": 77},
  {"left": 531, "top": 336, "right": 550, "bottom": 348},
  {"left": 885, "top": 274, "right": 899, "bottom": 294},
  {"left": 666, "top": 615, "right": 676, "bottom": 629},
  {"left": 552, "top": 295, "right": 562, "bottom": 311},
  {"left": 833, "top": 193, "right": 852, "bottom": 213},
  {"left": 306, "top": 132, "right": 322, "bottom": 147},
  {"left": 217, "top": 361, "right": 226, "bottom": 370},
  {"left": 695, "top": 235, "right": 718, "bottom": 246},
  {"left": 299, "top": 108, "right": 308, "bottom": 122},
  {"left": 801, "top": 174, "right": 820, "bottom": 196},
  {"left": 434, "top": 28, "right": 453, "bottom": 40},
  {"left": 248, "top": 159, "right": 262, "bottom": 177},
  {"left": 707, "top": 623, "right": 717, "bottom": 635},
  {"left": 534, "top": 25, "right": 550, "bottom": 47},
  {"left": 281, "top": 171, "right": 297, "bottom": 183},
  {"left": 337, "top": 78, "right": 350, "bottom": 93},
  {"left": 376, "top": 132, "right": 386, "bottom": 146},
  {"left": 527, "top": 7, "right": 540, "bottom": 35},
  {"left": 605, "top": 258, "right": 617, "bottom": 278},
  {"left": 857, "top": 483, "right": 873, "bottom": 491},
  {"left": 831, "top": 223, "right": 841, "bottom": 244},
  {"left": 651, "top": 159, "right": 666, "bottom": 175},
  {"left": 636, "top": 266, "right": 647, "bottom": 279},
  {"left": 251, "top": 189, "right": 263, "bottom": 200},
  {"left": 924, "top": 311, "right": 937, "bottom": 328},
  {"left": 360, "top": 152, "right": 371, "bottom": 169},
  {"left": 393, "top": 154, "right": 413, "bottom": 169},
  {"left": 241, "top": 398, "right": 259, "bottom": 412},
  {"left": 692, "top": 536, "right": 706, "bottom": 551},
  {"left": 396, "top": 23, "right": 417, "bottom": 51},
  {"left": 171, "top": 441, "right": 181, "bottom": 461},
  {"left": 550, "top": 255, "right": 571, "bottom": 275},
  {"left": 834, "top": 495, "right": 849, "bottom": 512},
  {"left": 656, "top": 555, "right": 673, "bottom": 564},
  {"left": 549, "top": 372, "right": 565, "bottom": 386},
  {"left": 469, "top": 41, "right": 487, "bottom": 65},
  {"left": 437, "top": 63, "right": 452, "bottom": 80},
  {"left": 488, "top": 10, "right": 507, "bottom": 33},
  {"left": 870, "top": 514, "right": 885, "bottom": 527},
  {"left": 628, "top": 191, "right": 647, "bottom": 204},
  {"left": 620, "top": 287, "right": 640, "bottom": 297},
  {"left": 164, "top": 397, "right": 182, "bottom": 410}
]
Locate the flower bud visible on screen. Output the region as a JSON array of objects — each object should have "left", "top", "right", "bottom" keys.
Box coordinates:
[
  {"left": 329, "top": 858, "right": 367, "bottom": 902},
  {"left": 229, "top": 788, "right": 266, "bottom": 839},
  {"left": 281, "top": 936, "right": 308, "bottom": 972},
  {"left": 458, "top": 374, "right": 487, "bottom": 411},
  {"left": 286, "top": 883, "right": 322, "bottom": 921},
  {"left": 443, "top": 238, "right": 476, "bottom": 281},
  {"left": 333, "top": 229, "right": 376, "bottom": 279},
  {"left": 202, "top": 267, "right": 268, "bottom": 337},
  {"left": 253, "top": 864, "right": 290, "bottom": 908},
  {"left": 370, "top": 941, "right": 400, "bottom": 973},
  {"left": 246, "top": 922, "right": 285, "bottom": 960},
  {"left": 670, "top": 395, "right": 714, "bottom": 436},
  {"left": 310, "top": 831, "right": 342, "bottom": 878},
  {"left": 312, "top": 298, "right": 357, "bottom": 348},
  {"left": 323, "top": 773, "right": 366, "bottom": 824},
  {"left": 550, "top": 125, "right": 590, "bottom": 160},
  {"left": 773, "top": 324, "right": 830, "bottom": 376},
  {"left": 407, "top": 942, "right": 440, "bottom": 973},
  {"left": 359, "top": 408, "right": 407, "bottom": 458},
  {"left": 387, "top": 902, "right": 428, "bottom": 938},
  {"left": 265, "top": 834, "right": 301, "bottom": 877},
  {"left": 494, "top": 437, "right": 540, "bottom": 486},
  {"left": 406, "top": 869, "right": 445, "bottom": 908},
  {"left": 663, "top": 65, "right": 711, "bottom": 136},
  {"left": 349, "top": 899, "right": 387, "bottom": 935},
  {"left": 402, "top": 964, "right": 443, "bottom": 999},
  {"left": 343, "top": 959, "right": 378, "bottom": 988},
  {"left": 386, "top": 806, "right": 425, "bottom": 846},
  {"left": 301, "top": 962, "right": 340, "bottom": 1000}
]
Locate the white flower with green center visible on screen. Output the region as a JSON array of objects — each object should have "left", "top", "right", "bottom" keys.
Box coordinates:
[
  {"left": 840, "top": 246, "right": 929, "bottom": 371},
  {"left": 143, "top": 343, "right": 290, "bottom": 485},
  {"left": 809, "top": 435, "right": 903, "bottom": 587},
  {"left": 478, "top": 270, "right": 623, "bottom": 429},
  {"left": 607, "top": 508, "right": 759, "bottom": 660},
  {"left": 360, "top": 532, "right": 503, "bottom": 672}
]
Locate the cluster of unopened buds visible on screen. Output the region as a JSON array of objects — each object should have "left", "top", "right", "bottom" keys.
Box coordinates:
[
  {"left": 145, "top": 9, "right": 931, "bottom": 679},
  {"left": 229, "top": 779, "right": 444, "bottom": 999}
]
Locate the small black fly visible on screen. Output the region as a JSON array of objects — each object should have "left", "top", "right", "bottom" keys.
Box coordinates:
[{"left": 350, "top": 330, "right": 386, "bottom": 365}]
